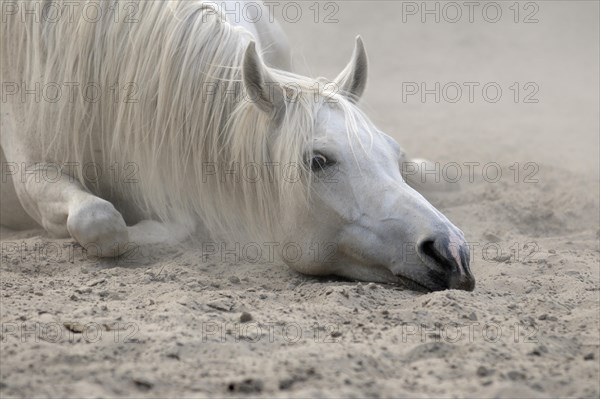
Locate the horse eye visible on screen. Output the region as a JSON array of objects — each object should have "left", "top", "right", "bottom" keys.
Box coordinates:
[{"left": 310, "top": 154, "right": 329, "bottom": 171}]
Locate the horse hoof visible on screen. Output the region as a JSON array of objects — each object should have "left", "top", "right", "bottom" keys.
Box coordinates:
[{"left": 67, "top": 198, "right": 129, "bottom": 257}]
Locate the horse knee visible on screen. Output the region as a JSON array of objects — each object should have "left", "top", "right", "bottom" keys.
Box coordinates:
[{"left": 67, "top": 198, "right": 129, "bottom": 257}]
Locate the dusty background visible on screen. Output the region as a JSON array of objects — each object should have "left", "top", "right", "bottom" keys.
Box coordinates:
[{"left": 1, "top": 1, "right": 599, "bottom": 398}]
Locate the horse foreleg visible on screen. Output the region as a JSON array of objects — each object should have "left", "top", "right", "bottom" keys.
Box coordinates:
[
  {"left": 1, "top": 147, "right": 39, "bottom": 229},
  {"left": 9, "top": 163, "right": 129, "bottom": 257}
]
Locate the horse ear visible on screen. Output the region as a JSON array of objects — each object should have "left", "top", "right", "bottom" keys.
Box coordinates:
[
  {"left": 242, "top": 41, "right": 284, "bottom": 115},
  {"left": 333, "top": 36, "right": 368, "bottom": 103}
]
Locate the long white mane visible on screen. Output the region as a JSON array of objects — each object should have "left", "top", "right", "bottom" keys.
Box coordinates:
[{"left": 2, "top": 0, "right": 377, "bottom": 241}]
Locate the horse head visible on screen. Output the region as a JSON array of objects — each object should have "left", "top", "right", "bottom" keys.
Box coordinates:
[{"left": 241, "top": 37, "right": 475, "bottom": 292}]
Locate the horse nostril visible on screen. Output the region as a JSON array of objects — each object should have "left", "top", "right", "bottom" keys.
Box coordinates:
[
  {"left": 417, "top": 236, "right": 475, "bottom": 291},
  {"left": 418, "top": 239, "right": 450, "bottom": 270}
]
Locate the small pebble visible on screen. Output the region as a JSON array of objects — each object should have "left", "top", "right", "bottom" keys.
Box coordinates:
[
  {"left": 507, "top": 370, "right": 526, "bottom": 381},
  {"left": 63, "top": 321, "right": 85, "bottom": 333},
  {"left": 483, "top": 232, "right": 501, "bottom": 243},
  {"left": 240, "top": 312, "right": 253, "bottom": 323},
  {"left": 228, "top": 378, "right": 263, "bottom": 393},
  {"left": 477, "top": 366, "right": 492, "bottom": 377},
  {"left": 493, "top": 254, "right": 511, "bottom": 263},
  {"left": 87, "top": 278, "right": 106, "bottom": 287},
  {"left": 132, "top": 377, "right": 153, "bottom": 391}
]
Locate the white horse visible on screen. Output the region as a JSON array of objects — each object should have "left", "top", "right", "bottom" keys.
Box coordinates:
[{"left": 0, "top": 0, "right": 474, "bottom": 291}]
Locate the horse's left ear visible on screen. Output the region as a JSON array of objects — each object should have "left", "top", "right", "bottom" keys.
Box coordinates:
[
  {"left": 334, "top": 36, "right": 368, "bottom": 103},
  {"left": 242, "top": 41, "right": 285, "bottom": 116}
]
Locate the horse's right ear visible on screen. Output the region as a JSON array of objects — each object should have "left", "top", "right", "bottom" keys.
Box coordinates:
[
  {"left": 242, "top": 41, "right": 284, "bottom": 115},
  {"left": 333, "top": 36, "right": 368, "bottom": 103}
]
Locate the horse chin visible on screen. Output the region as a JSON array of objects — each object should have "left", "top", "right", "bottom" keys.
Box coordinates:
[
  {"left": 390, "top": 271, "right": 449, "bottom": 292},
  {"left": 333, "top": 260, "right": 437, "bottom": 293}
]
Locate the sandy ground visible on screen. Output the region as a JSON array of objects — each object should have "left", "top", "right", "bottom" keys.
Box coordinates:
[{"left": 1, "top": 1, "right": 599, "bottom": 398}]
